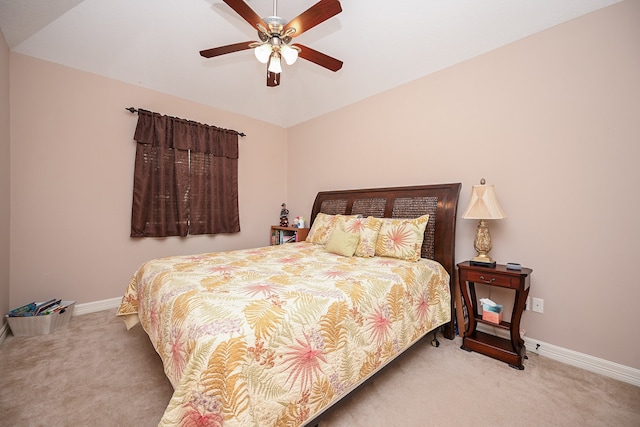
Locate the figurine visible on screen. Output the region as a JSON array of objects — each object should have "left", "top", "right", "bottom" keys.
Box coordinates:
[{"left": 280, "top": 203, "right": 289, "bottom": 227}]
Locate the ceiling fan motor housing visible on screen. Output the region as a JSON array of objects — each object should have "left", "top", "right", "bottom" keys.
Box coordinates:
[{"left": 264, "top": 15, "right": 286, "bottom": 31}]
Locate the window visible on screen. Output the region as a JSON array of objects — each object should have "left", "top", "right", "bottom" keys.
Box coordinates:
[{"left": 130, "top": 109, "right": 240, "bottom": 237}]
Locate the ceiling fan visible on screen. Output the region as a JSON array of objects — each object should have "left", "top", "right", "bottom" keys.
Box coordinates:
[{"left": 200, "top": 0, "right": 343, "bottom": 87}]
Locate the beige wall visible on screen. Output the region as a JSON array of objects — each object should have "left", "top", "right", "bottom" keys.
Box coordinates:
[
  {"left": 0, "top": 31, "right": 10, "bottom": 320},
  {"left": 9, "top": 54, "right": 288, "bottom": 308},
  {"left": 287, "top": 1, "right": 640, "bottom": 369}
]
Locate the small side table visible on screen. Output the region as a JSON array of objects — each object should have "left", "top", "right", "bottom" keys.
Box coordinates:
[
  {"left": 458, "top": 261, "right": 533, "bottom": 370},
  {"left": 270, "top": 226, "right": 309, "bottom": 245}
]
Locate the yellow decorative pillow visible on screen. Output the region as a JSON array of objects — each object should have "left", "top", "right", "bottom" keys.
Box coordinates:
[
  {"left": 325, "top": 228, "right": 361, "bottom": 257},
  {"left": 306, "top": 213, "right": 338, "bottom": 245},
  {"left": 374, "top": 214, "right": 429, "bottom": 261}
]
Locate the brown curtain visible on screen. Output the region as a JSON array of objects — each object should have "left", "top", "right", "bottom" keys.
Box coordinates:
[{"left": 130, "top": 109, "right": 240, "bottom": 237}]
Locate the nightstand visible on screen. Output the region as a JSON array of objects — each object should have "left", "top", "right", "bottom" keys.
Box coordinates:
[
  {"left": 270, "top": 226, "right": 309, "bottom": 245},
  {"left": 457, "top": 261, "right": 533, "bottom": 370}
]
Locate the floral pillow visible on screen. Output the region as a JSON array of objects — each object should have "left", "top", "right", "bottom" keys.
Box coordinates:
[
  {"left": 374, "top": 214, "right": 429, "bottom": 261},
  {"left": 339, "top": 216, "right": 382, "bottom": 257},
  {"left": 306, "top": 213, "right": 338, "bottom": 245},
  {"left": 307, "top": 213, "right": 360, "bottom": 245}
]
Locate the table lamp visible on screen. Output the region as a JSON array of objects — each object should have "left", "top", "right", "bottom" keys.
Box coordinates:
[{"left": 462, "top": 179, "right": 506, "bottom": 267}]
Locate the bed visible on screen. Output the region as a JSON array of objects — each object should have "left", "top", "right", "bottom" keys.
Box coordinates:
[{"left": 117, "top": 183, "right": 461, "bottom": 426}]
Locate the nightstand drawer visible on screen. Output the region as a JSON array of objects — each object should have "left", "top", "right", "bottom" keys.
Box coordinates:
[{"left": 464, "top": 270, "right": 512, "bottom": 287}]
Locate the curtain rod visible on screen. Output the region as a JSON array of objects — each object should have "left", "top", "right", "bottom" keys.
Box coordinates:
[{"left": 125, "top": 107, "right": 246, "bottom": 137}]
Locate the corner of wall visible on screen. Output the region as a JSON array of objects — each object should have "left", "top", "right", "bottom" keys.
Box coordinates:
[{"left": 0, "top": 26, "right": 12, "bottom": 323}]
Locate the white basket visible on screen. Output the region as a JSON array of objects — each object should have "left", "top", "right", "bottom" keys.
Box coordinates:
[{"left": 6, "top": 301, "right": 75, "bottom": 336}]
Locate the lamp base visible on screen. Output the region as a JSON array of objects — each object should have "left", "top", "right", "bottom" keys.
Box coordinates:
[{"left": 470, "top": 219, "right": 497, "bottom": 268}]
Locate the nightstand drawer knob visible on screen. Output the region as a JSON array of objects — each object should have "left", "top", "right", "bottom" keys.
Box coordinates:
[{"left": 479, "top": 275, "right": 496, "bottom": 284}]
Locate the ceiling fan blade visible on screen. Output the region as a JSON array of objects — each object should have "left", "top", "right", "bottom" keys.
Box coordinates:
[
  {"left": 294, "top": 44, "right": 343, "bottom": 72},
  {"left": 200, "top": 41, "right": 254, "bottom": 58},
  {"left": 223, "top": 0, "right": 268, "bottom": 31},
  {"left": 283, "top": 0, "right": 342, "bottom": 38},
  {"left": 267, "top": 71, "right": 280, "bottom": 87}
]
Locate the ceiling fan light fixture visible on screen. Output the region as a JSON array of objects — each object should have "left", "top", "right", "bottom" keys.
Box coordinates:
[
  {"left": 267, "top": 53, "right": 282, "bottom": 74},
  {"left": 280, "top": 44, "right": 298, "bottom": 65},
  {"left": 254, "top": 43, "right": 272, "bottom": 64}
]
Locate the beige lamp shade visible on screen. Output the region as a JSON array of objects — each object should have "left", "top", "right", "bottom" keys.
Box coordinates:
[{"left": 462, "top": 183, "right": 506, "bottom": 220}]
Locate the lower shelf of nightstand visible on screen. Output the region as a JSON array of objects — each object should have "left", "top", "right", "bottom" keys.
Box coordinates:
[{"left": 461, "top": 330, "right": 526, "bottom": 370}]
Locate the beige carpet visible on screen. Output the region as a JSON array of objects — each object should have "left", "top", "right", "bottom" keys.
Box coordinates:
[{"left": 1, "top": 310, "right": 638, "bottom": 427}]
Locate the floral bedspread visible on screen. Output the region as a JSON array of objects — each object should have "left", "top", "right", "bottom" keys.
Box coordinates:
[{"left": 117, "top": 242, "right": 450, "bottom": 427}]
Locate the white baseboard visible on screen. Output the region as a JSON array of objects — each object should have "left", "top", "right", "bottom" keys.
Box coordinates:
[
  {"left": 73, "top": 297, "right": 123, "bottom": 316},
  {"left": 525, "top": 337, "right": 640, "bottom": 388},
  {"left": 475, "top": 323, "right": 640, "bottom": 387}
]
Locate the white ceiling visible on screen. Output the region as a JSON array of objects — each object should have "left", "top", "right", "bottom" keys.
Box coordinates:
[{"left": 0, "top": 0, "right": 621, "bottom": 127}]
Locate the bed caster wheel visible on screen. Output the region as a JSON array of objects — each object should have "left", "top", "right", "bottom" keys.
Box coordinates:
[
  {"left": 431, "top": 330, "right": 440, "bottom": 347},
  {"left": 431, "top": 331, "right": 440, "bottom": 347}
]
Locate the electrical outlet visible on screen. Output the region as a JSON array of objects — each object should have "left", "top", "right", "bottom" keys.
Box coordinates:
[
  {"left": 532, "top": 297, "right": 544, "bottom": 313},
  {"left": 526, "top": 296, "right": 531, "bottom": 311}
]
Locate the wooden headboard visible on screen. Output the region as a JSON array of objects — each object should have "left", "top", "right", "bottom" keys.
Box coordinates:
[{"left": 310, "top": 183, "right": 462, "bottom": 339}]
